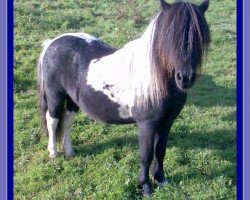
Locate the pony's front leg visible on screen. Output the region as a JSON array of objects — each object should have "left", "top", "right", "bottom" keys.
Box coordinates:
[
  {"left": 61, "top": 109, "right": 76, "bottom": 157},
  {"left": 152, "top": 125, "right": 171, "bottom": 187},
  {"left": 46, "top": 111, "right": 59, "bottom": 158},
  {"left": 137, "top": 122, "right": 156, "bottom": 196},
  {"left": 152, "top": 102, "right": 186, "bottom": 187}
]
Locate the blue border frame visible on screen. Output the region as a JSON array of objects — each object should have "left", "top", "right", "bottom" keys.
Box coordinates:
[
  {"left": 6, "top": 0, "right": 246, "bottom": 199},
  {"left": 8, "top": 0, "right": 14, "bottom": 199},
  {"left": 237, "top": 0, "right": 243, "bottom": 199},
  {"left": 0, "top": 0, "right": 7, "bottom": 199},
  {"left": 242, "top": 0, "right": 250, "bottom": 199}
]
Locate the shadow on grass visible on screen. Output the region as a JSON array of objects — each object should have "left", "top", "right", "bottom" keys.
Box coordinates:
[
  {"left": 221, "top": 110, "right": 236, "bottom": 122},
  {"left": 172, "top": 163, "right": 235, "bottom": 186},
  {"left": 74, "top": 135, "right": 138, "bottom": 157},
  {"left": 74, "top": 128, "right": 235, "bottom": 161},
  {"left": 167, "top": 129, "right": 236, "bottom": 162},
  {"left": 187, "top": 74, "right": 236, "bottom": 108}
]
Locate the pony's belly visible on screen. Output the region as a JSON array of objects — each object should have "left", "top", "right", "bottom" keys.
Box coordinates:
[{"left": 77, "top": 86, "right": 135, "bottom": 124}]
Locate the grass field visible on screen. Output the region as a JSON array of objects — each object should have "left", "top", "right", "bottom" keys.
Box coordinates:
[{"left": 14, "top": 0, "right": 236, "bottom": 199}]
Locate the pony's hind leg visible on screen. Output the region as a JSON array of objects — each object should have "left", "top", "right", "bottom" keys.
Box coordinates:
[
  {"left": 46, "top": 90, "right": 65, "bottom": 158},
  {"left": 61, "top": 97, "right": 79, "bottom": 157},
  {"left": 46, "top": 111, "right": 59, "bottom": 158},
  {"left": 61, "top": 110, "right": 75, "bottom": 157}
]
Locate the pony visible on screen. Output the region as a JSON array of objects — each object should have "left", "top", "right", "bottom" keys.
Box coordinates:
[{"left": 37, "top": 0, "right": 210, "bottom": 196}]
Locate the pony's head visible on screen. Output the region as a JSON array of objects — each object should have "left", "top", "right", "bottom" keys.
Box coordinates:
[{"left": 152, "top": 0, "right": 210, "bottom": 91}]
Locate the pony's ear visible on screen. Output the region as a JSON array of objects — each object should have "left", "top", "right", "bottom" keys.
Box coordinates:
[
  {"left": 199, "top": 0, "right": 209, "bottom": 13},
  {"left": 160, "top": 0, "right": 170, "bottom": 10}
]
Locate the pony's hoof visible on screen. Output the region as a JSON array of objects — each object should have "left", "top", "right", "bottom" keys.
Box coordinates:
[
  {"left": 65, "top": 151, "right": 75, "bottom": 158},
  {"left": 140, "top": 183, "right": 153, "bottom": 197},
  {"left": 154, "top": 179, "right": 169, "bottom": 188},
  {"left": 49, "top": 153, "right": 58, "bottom": 159}
]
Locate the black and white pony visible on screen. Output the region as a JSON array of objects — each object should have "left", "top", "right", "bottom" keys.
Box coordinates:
[{"left": 38, "top": 0, "right": 210, "bottom": 195}]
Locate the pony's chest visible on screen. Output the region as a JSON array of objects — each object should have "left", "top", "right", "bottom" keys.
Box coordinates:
[{"left": 131, "top": 92, "right": 187, "bottom": 122}]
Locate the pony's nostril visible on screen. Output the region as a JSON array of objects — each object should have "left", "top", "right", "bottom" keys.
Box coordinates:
[{"left": 176, "top": 71, "right": 182, "bottom": 81}]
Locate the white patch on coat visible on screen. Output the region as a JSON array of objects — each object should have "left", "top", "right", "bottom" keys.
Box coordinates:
[
  {"left": 87, "top": 15, "right": 158, "bottom": 117},
  {"left": 39, "top": 32, "right": 98, "bottom": 65},
  {"left": 60, "top": 32, "right": 98, "bottom": 43},
  {"left": 46, "top": 111, "right": 59, "bottom": 158},
  {"left": 61, "top": 110, "right": 75, "bottom": 157}
]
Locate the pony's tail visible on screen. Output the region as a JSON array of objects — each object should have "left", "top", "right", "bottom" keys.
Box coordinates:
[{"left": 37, "top": 55, "right": 48, "bottom": 136}]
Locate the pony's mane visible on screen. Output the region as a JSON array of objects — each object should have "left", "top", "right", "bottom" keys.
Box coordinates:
[{"left": 143, "top": 1, "right": 210, "bottom": 106}]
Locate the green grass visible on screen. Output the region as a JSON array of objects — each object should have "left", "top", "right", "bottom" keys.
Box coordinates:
[{"left": 14, "top": 0, "right": 236, "bottom": 199}]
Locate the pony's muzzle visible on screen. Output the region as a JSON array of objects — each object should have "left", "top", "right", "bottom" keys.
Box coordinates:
[{"left": 175, "top": 71, "right": 196, "bottom": 90}]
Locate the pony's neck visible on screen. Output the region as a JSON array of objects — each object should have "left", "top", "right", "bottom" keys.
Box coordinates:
[{"left": 127, "top": 14, "right": 166, "bottom": 107}]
